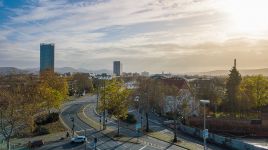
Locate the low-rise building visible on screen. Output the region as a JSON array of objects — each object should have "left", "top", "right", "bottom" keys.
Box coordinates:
[{"left": 162, "top": 77, "right": 199, "bottom": 117}]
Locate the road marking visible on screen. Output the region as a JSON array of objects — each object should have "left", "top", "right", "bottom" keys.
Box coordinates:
[
  {"left": 149, "top": 119, "right": 161, "bottom": 125},
  {"left": 139, "top": 145, "right": 147, "bottom": 150},
  {"left": 76, "top": 129, "right": 93, "bottom": 133}
]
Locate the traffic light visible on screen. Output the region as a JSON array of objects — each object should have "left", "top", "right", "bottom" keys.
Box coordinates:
[{"left": 94, "top": 138, "right": 97, "bottom": 143}]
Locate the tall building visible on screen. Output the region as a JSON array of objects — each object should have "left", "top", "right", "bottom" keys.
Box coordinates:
[
  {"left": 113, "top": 61, "right": 122, "bottom": 76},
  {"left": 141, "top": 71, "right": 149, "bottom": 77},
  {"left": 40, "top": 43, "right": 55, "bottom": 72}
]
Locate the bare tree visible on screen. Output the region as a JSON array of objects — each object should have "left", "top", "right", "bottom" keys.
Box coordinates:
[{"left": 0, "top": 87, "right": 25, "bottom": 149}]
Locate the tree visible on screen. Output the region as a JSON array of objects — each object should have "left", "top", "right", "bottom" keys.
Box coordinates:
[
  {"left": 164, "top": 84, "right": 180, "bottom": 142},
  {"left": 39, "top": 71, "right": 68, "bottom": 113},
  {"left": 136, "top": 77, "right": 152, "bottom": 132},
  {"left": 241, "top": 75, "right": 268, "bottom": 117},
  {"left": 0, "top": 88, "right": 22, "bottom": 149},
  {"left": 226, "top": 59, "right": 242, "bottom": 115},
  {"left": 191, "top": 77, "right": 225, "bottom": 114},
  {"left": 99, "top": 79, "right": 130, "bottom": 136},
  {"left": 72, "top": 73, "right": 93, "bottom": 95}
]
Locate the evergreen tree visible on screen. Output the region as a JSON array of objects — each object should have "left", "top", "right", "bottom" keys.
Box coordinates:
[{"left": 226, "top": 59, "right": 242, "bottom": 115}]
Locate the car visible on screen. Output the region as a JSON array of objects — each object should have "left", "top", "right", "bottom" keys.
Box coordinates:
[
  {"left": 71, "top": 136, "right": 87, "bottom": 143},
  {"left": 28, "top": 140, "right": 44, "bottom": 148}
]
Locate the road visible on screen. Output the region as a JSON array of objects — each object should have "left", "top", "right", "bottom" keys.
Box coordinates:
[
  {"left": 83, "top": 95, "right": 224, "bottom": 150},
  {"left": 40, "top": 96, "right": 186, "bottom": 150}
]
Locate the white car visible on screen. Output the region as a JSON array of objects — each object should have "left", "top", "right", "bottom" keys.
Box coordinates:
[{"left": 71, "top": 136, "right": 87, "bottom": 143}]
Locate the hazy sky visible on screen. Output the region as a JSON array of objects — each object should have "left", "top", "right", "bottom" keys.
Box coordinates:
[{"left": 1, "top": 0, "right": 268, "bottom": 73}]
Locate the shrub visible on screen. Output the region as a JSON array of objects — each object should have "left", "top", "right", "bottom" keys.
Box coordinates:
[
  {"left": 121, "top": 113, "right": 137, "bottom": 124},
  {"left": 33, "top": 126, "right": 50, "bottom": 136},
  {"left": 35, "top": 112, "right": 59, "bottom": 125},
  {"left": 165, "top": 112, "right": 174, "bottom": 120},
  {"left": 47, "top": 112, "right": 59, "bottom": 123}
]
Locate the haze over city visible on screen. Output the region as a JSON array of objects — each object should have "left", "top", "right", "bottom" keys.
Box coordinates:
[{"left": 1, "top": 0, "right": 268, "bottom": 73}]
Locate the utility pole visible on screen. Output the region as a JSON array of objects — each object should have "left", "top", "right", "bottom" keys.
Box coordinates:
[
  {"left": 204, "top": 103, "right": 206, "bottom": 150},
  {"left": 96, "top": 79, "right": 99, "bottom": 110},
  {"left": 102, "top": 79, "right": 106, "bottom": 130},
  {"left": 146, "top": 92, "right": 149, "bottom": 132},
  {"left": 71, "top": 117, "right": 75, "bottom": 137},
  {"left": 99, "top": 116, "right": 102, "bottom": 130},
  {"left": 200, "top": 100, "right": 210, "bottom": 150},
  {"left": 84, "top": 129, "right": 87, "bottom": 150}
]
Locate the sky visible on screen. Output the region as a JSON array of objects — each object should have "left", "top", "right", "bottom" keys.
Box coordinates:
[{"left": 1, "top": 0, "right": 268, "bottom": 73}]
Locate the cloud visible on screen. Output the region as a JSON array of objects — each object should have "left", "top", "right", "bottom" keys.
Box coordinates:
[{"left": 0, "top": 0, "right": 268, "bottom": 73}]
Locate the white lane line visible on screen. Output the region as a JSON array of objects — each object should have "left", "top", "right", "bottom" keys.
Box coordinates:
[
  {"left": 139, "top": 145, "right": 147, "bottom": 150},
  {"left": 149, "top": 119, "right": 161, "bottom": 125},
  {"left": 76, "top": 129, "right": 93, "bottom": 132}
]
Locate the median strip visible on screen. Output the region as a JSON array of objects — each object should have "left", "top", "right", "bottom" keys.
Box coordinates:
[
  {"left": 77, "top": 104, "right": 141, "bottom": 144},
  {"left": 77, "top": 103, "right": 199, "bottom": 149}
]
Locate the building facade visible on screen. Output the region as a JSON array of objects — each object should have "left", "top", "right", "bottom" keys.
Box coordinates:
[
  {"left": 161, "top": 77, "right": 199, "bottom": 117},
  {"left": 40, "top": 43, "right": 54, "bottom": 72},
  {"left": 141, "top": 71, "right": 149, "bottom": 77},
  {"left": 113, "top": 61, "right": 122, "bottom": 76}
]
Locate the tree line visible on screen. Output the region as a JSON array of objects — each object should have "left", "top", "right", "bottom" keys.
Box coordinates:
[{"left": 194, "top": 64, "right": 268, "bottom": 118}]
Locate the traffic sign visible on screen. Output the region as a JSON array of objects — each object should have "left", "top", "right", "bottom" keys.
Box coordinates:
[
  {"left": 203, "top": 129, "right": 208, "bottom": 139},
  {"left": 135, "top": 123, "right": 141, "bottom": 130}
]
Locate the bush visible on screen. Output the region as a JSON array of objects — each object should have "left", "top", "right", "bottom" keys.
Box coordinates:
[
  {"left": 121, "top": 113, "right": 137, "bottom": 124},
  {"left": 35, "top": 112, "right": 59, "bottom": 125},
  {"left": 33, "top": 126, "right": 50, "bottom": 136},
  {"left": 165, "top": 112, "right": 174, "bottom": 120}
]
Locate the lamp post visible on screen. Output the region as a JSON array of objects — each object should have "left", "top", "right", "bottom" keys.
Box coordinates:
[
  {"left": 70, "top": 117, "right": 75, "bottom": 137},
  {"left": 100, "top": 75, "right": 111, "bottom": 130},
  {"left": 200, "top": 100, "right": 210, "bottom": 150},
  {"left": 102, "top": 78, "right": 106, "bottom": 130},
  {"left": 134, "top": 96, "right": 142, "bottom": 135}
]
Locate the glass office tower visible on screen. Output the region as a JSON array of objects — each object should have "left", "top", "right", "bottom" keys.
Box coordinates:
[
  {"left": 113, "top": 61, "right": 122, "bottom": 76},
  {"left": 40, "top": 43, "right": 55, "bottom": 72}
]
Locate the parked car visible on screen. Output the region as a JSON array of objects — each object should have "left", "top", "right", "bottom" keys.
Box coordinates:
[
  {"left": 28, "top": 140, "right": 44, "bottom": 148},
  {"left": 71, "top": 136, "right": 87, "bottom": 143}
]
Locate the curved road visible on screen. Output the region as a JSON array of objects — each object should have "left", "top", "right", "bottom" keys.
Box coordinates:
[
  {"left": 39, "top": 95, "right": 222, "bottom": 150},
  {"left": 59, "top": 96, "right": 168, "bottom": 150}
]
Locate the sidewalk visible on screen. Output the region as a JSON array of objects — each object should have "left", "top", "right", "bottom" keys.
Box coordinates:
[{"left": 9, "top": 132, "right": 67, "bottom": 149}]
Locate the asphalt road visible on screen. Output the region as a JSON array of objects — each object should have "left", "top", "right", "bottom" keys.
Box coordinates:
[
  {"left": 38, "top": 95, "right": 225, "bottom": 150},
  {"left": 40, "top": 96, "right": 181, "bottom": 150},
  {"left": 83, "top": 96, "right": 225, "bottom": 150}
]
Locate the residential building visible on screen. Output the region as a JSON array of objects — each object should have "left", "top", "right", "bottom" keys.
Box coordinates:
[
  {"left": 113, "top": 61, "right": 122, "bottom": 76},
  {"left": 40, "top": 43, "right": 55, "bottom": 72},
  {"left": 161, "top": 77, "right": 199, "bottom": 117}
]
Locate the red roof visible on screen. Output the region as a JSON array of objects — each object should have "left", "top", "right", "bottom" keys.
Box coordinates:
[{"left": 161, "top": 78, "right": 188, "bottom": 91}]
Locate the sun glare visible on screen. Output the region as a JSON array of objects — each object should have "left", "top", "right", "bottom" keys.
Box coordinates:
[{"left": 224, "top": 0, "right": 268, "bottom": 34}]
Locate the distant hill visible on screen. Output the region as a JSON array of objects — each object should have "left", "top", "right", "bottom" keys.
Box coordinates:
[
  {"left": 0, "top": 67, "right": 27, "bottom": 75},
  {"left": 0, "top": 67, "right": 112, "bottom": 75},
  {"left": 54, "top": 67, "right": 112, "bottom": 74},
  {"left": 198, "top": 68, "right": 268, "bottom": 76}
]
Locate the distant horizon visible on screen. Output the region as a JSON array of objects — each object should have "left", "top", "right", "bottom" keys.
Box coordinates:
[{"left": 2, "top": 66, "right": 268, "bottom": 75}]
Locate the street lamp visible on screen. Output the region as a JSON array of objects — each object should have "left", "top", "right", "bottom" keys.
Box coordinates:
[
  {"left": 70, "top": 117, "right": 75, "bottom": 137},
  {"left": 200, "top": 100, "right": 210, "bottom": 150},
  {"left": 134, "top": 96, "right": 143, "bottom": 135}
]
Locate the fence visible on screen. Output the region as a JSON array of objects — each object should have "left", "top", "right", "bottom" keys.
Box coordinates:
[{"left": 179, "top": 124, "right": 267, "bottom": 150}]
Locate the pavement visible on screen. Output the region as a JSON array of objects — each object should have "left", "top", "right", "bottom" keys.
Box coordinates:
[
  {"left": 37, "top": 95, "right": 225, "bottom": 150},
  {"left": 40, "top": 96, "right": 186, "bottom": 150},
  {"left": 82, "top": 95, "right": 224, "bottom": 150}
]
